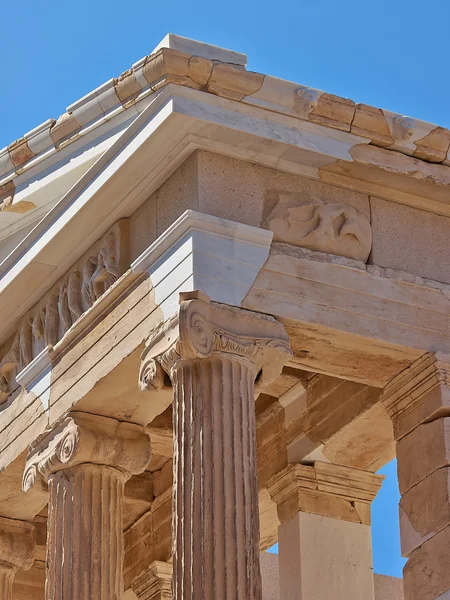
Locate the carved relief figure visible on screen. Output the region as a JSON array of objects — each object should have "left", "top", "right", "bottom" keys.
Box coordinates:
[
  {"left": 0, "top": 220, "right": 129, "bottom": 400},
  {"left": 263, "top": 193, "right": 372, "bottom": 262}
]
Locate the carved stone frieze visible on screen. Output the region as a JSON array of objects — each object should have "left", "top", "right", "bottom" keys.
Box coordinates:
[
  {"left": 139, "top": 290, "right": 293, "bottom": 390},
  {"left": 22, "top": 411, "right": 151, "bottom": 491},
  {"left": 0, "top": 220, "right": 129, "bottom": 401},
  {"left": 263, "top": 193, "right": 372, "bottom": 262}
]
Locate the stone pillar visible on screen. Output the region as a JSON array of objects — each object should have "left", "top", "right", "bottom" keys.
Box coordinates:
[
  {"left": 382, "top": 353, "right": 450, "bottom": 600},
  {"left": 139, "top": 291, "right": 292, "bottom": 600},
  {"left": 268, "top": 462, "right": 383, "bottom": 600},
  {"left": 22, "top": 411, "right": 151, "bottom": 600},
  {"left": 0, "top": 517, "right": 35, "bottom": 600},
  {"left": 131, "top": 561, "right": 172, "bottom": 600}
]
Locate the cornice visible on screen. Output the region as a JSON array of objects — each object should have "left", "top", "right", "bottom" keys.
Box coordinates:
[{"left": 2, "top": 34, "right": 450, "bottom": 210}]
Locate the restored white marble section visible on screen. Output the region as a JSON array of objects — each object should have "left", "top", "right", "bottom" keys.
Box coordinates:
[
  {"left": 152, "top": 33, "right": 248, "bottom": 66},
  {"left": 15, "top": 346, "right": 52, "bottom": 413},
  {"left": 131, "top": 210, "right": 273, "bottom": 319}
]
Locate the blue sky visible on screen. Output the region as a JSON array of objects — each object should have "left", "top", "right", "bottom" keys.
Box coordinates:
[{"left": 3, "top": 0, "right": 444, "bottom": 578}]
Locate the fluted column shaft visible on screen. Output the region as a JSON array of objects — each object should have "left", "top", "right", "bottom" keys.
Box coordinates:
[
  {"left": 0, "top": 563, "right": 15, "bottom": 600},
  {"left": 139, "top": 292, "right": 292, "bottom": 600},
  {"left": 172, "top": 354, "right": 261, "bottom": 600},
  {"left": 46, "top": 464, "right": 125, "bottom": 600}
]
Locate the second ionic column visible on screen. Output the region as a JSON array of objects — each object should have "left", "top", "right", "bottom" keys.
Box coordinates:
[
  {"left": 139, "top": 291, "right": 292, "bottom": 600},
  {"left": 22, "top": 411, "right": 152, "bottom": 600}
]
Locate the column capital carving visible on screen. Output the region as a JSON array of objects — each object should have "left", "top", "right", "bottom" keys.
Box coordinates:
[
  {"left": 131, "top": 561, "right": 172, "bottom": 600},
  {"left": 139, "top": 291, "right": 292, "bottom": 391},
  {"left": 23, "top": 411, "right": 151, "bottom": 492},
  {"left": 0, "top": 516, "right": 35, "bottom": 571},
  {"left": 382, "top": 352, "right": 450, "bottom": 440},
  {"left": 268, "top": 462, "right": 384, "bottom": 525}
]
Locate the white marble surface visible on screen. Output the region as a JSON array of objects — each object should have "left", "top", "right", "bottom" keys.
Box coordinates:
[
  {"left": 152, "top": 33, "right": 247, "bottom": 65},
  {"left": 132, "top": 210, "right": 273, "bottom": 320},
  {"left": 16, "top": 346, "right": 53, "bottom": 413}
]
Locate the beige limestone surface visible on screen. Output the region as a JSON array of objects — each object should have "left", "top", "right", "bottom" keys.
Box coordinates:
[
  {"left": 260, "top": 552, "right": 404, "bottom": 600},
  {"left": 370, "top": 196, "right": 450, "bottom": 284},
  {"left": 278, "top": 512, "right": 375, "bottom": 600}
]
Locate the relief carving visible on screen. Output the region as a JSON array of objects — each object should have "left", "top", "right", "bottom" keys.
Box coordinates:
[
  {"left": 0, "top": 220, "right": 129, "bottom": 400},
  {"left": 263, "top": 193, "right": 372, "bottom": 262}
]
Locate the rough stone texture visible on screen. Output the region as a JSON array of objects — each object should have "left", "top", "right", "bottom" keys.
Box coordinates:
[
  {"left": 370, "top": 197, "right": 450, "bottom": 285},
  {"left": 49, "top": 112, "right": 81, "bottom": 145},
  {"left": 206, "top": 63, "right": 264, "bottom": 101},
  {"left": 8, "top": 139, "right": 35, "bottom": 169},
  {"left": 351, "top": 104, "right": 393, "bottom": 147},
  {"left": 374, "top": 575, "right": 405, "bottom": 600},
  {"left": 308, "top": 93, "right": 355, "bottom": 132},
  {"left": 129, "top": 190, "right": 157, "bottom": 261},
  {"left": 397, "top": 418, "right": 450, "bottom": 494},
  {"left": 403, "top": 525, "right": 450, "bottom": 600},
  {"left": 129, "top": 151, "right": 371, "bottom": 263},
  {"left": 260, "top": 552, "right": 279, "bottom": 600},
  {"left": 400, "top": 468, "right": 450, "bottom": 557},
  {"left": 129, "top": 151, "right": 199, "bottom": 261},
  {"left": 413, "top": 127, "right": 450, "bottom": 163},
  {"left": 197, "top": 151, "right": 370, "bottom": 227}
]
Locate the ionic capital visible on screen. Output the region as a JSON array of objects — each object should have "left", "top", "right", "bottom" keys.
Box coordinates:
[
  {"left": 382, "top": 352, "right": 450, "bottom": 440},
  {"left": 23, "top": 411, "right": 151, "bottom": 491},
  {"left": 268, "top": 462, "right": 384, "bottom": 525},
  {"left": 139, "top": 291, "right": 292, "bottom": 391},
  {"left": 0, "top": 517, "right": 35, "bottom": 571}
]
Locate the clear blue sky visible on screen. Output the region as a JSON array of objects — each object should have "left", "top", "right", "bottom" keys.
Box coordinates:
[{"left": 4, "top": 0, "right": 443, "bottom": 579}]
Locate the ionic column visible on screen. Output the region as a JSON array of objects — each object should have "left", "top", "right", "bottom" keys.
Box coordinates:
[
  {"left": 382, "top": 353, "right": 450, "bottom": 600},
  {"left": 22, "top": 411, "right": 151, "bottom": 600},
  {"left": 131, "top": 561, "right": 172, "bottom": 600},
  {"left": 0, "top": 517, "right": 35, "bottom": 600},
  {"left": 268, "top": 462, "right": 383, "bottom": 600},
  {"left": 139, "top": 291, "right": 292, "bottom": 600}
]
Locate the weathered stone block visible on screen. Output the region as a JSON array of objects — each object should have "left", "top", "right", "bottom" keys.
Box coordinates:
[
  {"left": 397, "top": 418, "right": 450, "bottom": 494},
  {"left": 400, "top": 468, "right": 450, "bottom": 557},
  {"left": 404, "top": 525, "right": 450, "bottom": 600},
  {"left": 371, "top": 197, "right": 450, "bottom": 286}
]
